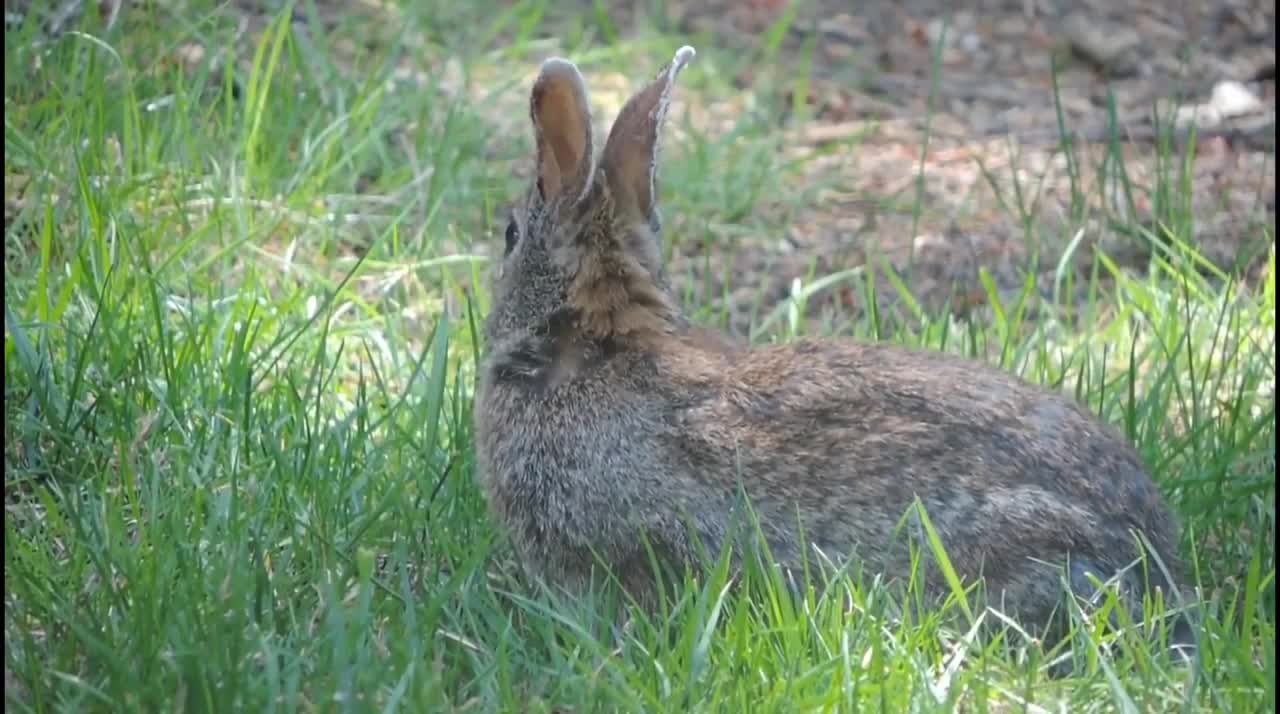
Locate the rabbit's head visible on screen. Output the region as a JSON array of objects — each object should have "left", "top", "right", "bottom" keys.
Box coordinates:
[{"left": 485, "top": 46, "right": 696, "bottom": 348}]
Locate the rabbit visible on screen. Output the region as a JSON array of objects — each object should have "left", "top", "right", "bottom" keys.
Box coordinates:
[{"left": 473, "top": 45, "right": 1198, "bottom": 658}]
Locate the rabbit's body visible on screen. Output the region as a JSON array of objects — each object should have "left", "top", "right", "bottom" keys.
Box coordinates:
[
  {"left": 479, "top": 329, "right": 1180, "bottom": 627},
  {"left": 475, "top": 47, "right": 1195, "bottom": 652}
]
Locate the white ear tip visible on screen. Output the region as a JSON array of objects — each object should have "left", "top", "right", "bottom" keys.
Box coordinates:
[
  {"left": 673, "top": 45, "right": 696, "bottom": 68},
  {"left": 539, "top": 57, "right": 582, "bottom": 79}
]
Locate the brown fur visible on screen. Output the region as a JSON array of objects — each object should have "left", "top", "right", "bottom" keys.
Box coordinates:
[{"left": 474, "top": 47, "right": 1196, "bottom": 652}]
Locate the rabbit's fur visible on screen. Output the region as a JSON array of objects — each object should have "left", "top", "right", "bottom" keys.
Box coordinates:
[{"left": 474, "top": 46, "right": 1196, "bottom": 653}]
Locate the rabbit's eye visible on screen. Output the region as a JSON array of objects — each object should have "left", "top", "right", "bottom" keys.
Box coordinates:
[{"left": 503, "top": 219, "right": 519, "bottom": 256}]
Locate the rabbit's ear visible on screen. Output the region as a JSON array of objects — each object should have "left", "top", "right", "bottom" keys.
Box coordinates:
[
  {"left": 530, "top": 58, "right": 595, "bottom": 204},
  {"left": 600, "top": 46, "right": 695, "bottom": 220}
]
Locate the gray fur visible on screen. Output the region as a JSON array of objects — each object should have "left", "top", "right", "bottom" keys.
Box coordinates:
[{"left": 474, "top": 48, "right": 1197, "bottom": 655}]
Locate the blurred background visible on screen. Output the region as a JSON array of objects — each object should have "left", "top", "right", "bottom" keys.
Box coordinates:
[{"left": 8, "top": 0, "right": 1275, "bottom": 337}]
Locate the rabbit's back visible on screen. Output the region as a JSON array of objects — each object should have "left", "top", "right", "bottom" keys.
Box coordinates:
[{"left": 653, "top": 337, "right": 1180, "bottom": 589}]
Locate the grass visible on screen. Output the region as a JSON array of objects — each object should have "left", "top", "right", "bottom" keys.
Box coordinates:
[{"left": 4, "top": 1, "right": 1275, "bottom": 711}]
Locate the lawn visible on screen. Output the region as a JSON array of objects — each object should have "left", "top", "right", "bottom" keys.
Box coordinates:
[{"left": 4, "top": 1, "right": 1275, "bottom": 712}]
